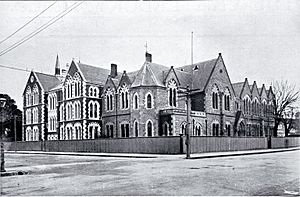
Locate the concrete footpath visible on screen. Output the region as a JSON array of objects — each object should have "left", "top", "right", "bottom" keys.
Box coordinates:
[{"left": 5, "top": 147, "right": 300, "bottom": 159}]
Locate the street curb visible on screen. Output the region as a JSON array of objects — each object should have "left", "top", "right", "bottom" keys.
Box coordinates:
[
  {"left": 5, "top": 151, "right": 158, "bottom": 159},
  {"left": 189, "top": 147, "right": 300, "bottom": 159}
]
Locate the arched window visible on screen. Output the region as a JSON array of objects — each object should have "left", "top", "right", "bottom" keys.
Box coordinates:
[
  {"left": 120, "top": 84, "right": 129, "bottom": 110},
  {"left": 194, "top": 123, "right": 201, "bottom": 136},
  {"left": 225, "top": 123, "right": 231, "bottom": 136},
  {"left": 25, "top": 86, "right": 31, "bottom": 106},
  {"left": 105, "top": 89, "right": 114, "bottom": 111},
  {"left": 94, "top": 102, "right": 98, "bottom": 118},
  {"left": 212, "top": 85, "right": 219, "bottom": 109},
  {"left": 162, "top": 122, "right": 169, "bottom": 136},
  {"left": 146, "top": 92, "right": 153, "bottom": 109},
  {"left": 133, "top": 93, "right": 139, "bottom": 109},
  {"left": 224, "top": 88, "right": 230, "bottom": 111},
  {"left": 212, "top": 122, "right": 220, "bottom": 136},
  {"left": 120, "top": 122, "right": 130, "bottom": 138},
  {"left": 88, "top": 123, "right": 99, "bottom": 139},
  {"left": 89, "top": 101, "right": 94, "bottom": 118},
  {"left": 74, "top": 123, "right": 82, "bottom": 140},
  {"left": 105, "top": 123, "right": 114, "bottom": 138},
  {"left": 168, "top": 79, "right": 177, "bottom": 107},
  {"left": 134, "top": 121, "right": 139, "bottom": 137},
  {"left": 33, "top": 85, "right": 38, "bottom": 105},
  {"left": 146, "top": 120, "right": 153, "bottom": 137},
  {"left": 180, "top": 122, "right": 186, "bottom": 135}
]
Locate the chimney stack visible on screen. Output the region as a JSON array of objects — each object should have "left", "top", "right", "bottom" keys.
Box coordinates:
[
  {"left": 145, "top": 52, "right": 152, "bottom": 62},
  {"left": 111, "top": 63, "right": 117, "bottom": 78}
]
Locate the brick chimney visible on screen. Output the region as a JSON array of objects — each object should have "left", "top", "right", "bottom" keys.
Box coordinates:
[
  {"left": 111, "top": 63, "right": 117, "bottom": 78},
  {"left": 145, "top": 52, "right": 152, "bottom": 62}
]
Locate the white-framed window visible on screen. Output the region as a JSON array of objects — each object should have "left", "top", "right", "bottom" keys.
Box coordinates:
[
  {"left": 33, "top": 84, "right": 39, "bottom": 105},
  {"left": 133, "top": 92, "right": 139, "bottom": 110},
  {"left": 212, "top": 84, "right": 219, "bottom": 109},
  {"left": 168, "top": 79, "right": 177, "bottom": 107},
  {"left": 193, "top": 122, "right": 202, "bottom": 136},
  {"left": 243, "top": 95, "right": 251, "bottom": 115},
  {"left": 89, "top": 86, "right": 99, "bottom": 98},
  {"left": 60, "top": 104, "right": 64, "bottom": 121},
  {"left": 65, "top": 124, "right": 74, "bottom": 140},
  {"left": 73, "top": 73, "right": 81, "bottom": 97},
  {"left": 105, "top": 89, "right": 114, "bottom": 111},
  {"left": 33, "top": 126, "right": 39, "bottom": 141},
  {"left": 60, "top": 126, "right": 65, "bottom": 140},
  {"left": 32, "top": 107, "right": 38, "bottom": 123},
  {"left": 145, "top": 92, "right": 153, "bottom": 109},
  {"left": 26, "top": 126, "right": 32, "bottom": 141},
  {"left": 262, "top": 99, "right": 267, "bottom": 116},
  {"left": 224, "top": 88, "right": 230, "bottom": 111},
  {"left": 119, "top": 84, "right": 129, "bottom": 110},
  {"left": 252, "top": 97, "right": 259, "bottom": 115},
  {"left": 66, "top": 102, "right": 73, "bottom": 120},
  {"left": 89, "top": 101, "right": 99, "bottom": 119},
  {"left": 74, "top": 123, "right": 82, "bottom": 140},
  {"left": 146, "top": 119, "right": 153, "bottom": 137},
  {"left": 74, "top": 101, "right": 81, "bottom": 119},
  {"left": 26, "top": 109, "right": 31, "bottom": 124},
  {"left": 120, "top": 121, "right": 130, "bottom": 138},
  {"left": 25, "top": 86, "right": 31, "bottom": 106}
]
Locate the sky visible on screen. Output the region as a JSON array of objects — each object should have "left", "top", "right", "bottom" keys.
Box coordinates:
[{"left": 0, "top": 0, "right": 299, "bottom": 109}]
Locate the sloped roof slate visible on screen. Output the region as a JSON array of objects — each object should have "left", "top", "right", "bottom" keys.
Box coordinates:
[
  {"left": 34, "top": 72, "right": 61, "bottom": 92},
  {"left": 77, "top": 62, "right": 110, "bottom": 85}
]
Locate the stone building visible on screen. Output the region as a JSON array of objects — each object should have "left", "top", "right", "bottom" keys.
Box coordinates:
[{"left": 22, "top": 52, "right": 275, "bottom": 141}]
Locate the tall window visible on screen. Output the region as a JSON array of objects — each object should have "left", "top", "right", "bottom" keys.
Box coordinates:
[
  {"left": 33, "top": 85, "right": 39, "bottom": 105},
  {"left": 73, "top": 73, "right": 81, "bottom": 97},
  {"left": 225, "top": 123, "right": 231, "bottom": 136},
  {"left": 212, "top": 123, "right": 220, "bottom": 136},
  {"left": 105, "top": 89, "right": 114, "bottom": 111},
  {"left": 120, "top": 84, "right": 129, "bottom": 110},
  {"left": 224, "top": 88, "right": 230, "bottom": 111},
  {"left": 212, "top": 85, "right": 219, "bottom": 109},
  {"left": 146, "top": 93, "right": 153, "bottom": 109},
  {"left": 25, "top": 86, "right": 31, "bottom": 106},
  {"left": 105, "top": 123, "right": 114, "bottom": 138},
  {"left": 146, "top": 120, "right": 153, "bottom": 137},
  {"left": 120, "top": 122, "right": 130, "bottom": 138},
  {"left": 193, "top": 123, "right": 201, "bottom": 136},
  {"left": 134, "top": 121, "right": 139, "bottom": 137},
  {"left": 89, "top": 101, "right": 99, "bottom": 119},
  {"left": 168, "top": 79, "right": 177, "bottom": 107},
  {"left": 133, "top": 93, "right": 139, "bottom": 109}
]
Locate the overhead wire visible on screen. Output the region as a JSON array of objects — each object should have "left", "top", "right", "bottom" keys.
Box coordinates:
[
  {"left": 0, "top": 1, "right": 84, "bottom": 57},
  {"left": 0, "top": 64, "right": 30, "bottom": 73},
  {"left": 0, "top": 1, "right": 57, "bottom": 45}
]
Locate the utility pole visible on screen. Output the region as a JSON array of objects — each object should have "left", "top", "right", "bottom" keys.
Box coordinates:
[{"left": 186, "top": 86, "right": 191, "bottom": 159}]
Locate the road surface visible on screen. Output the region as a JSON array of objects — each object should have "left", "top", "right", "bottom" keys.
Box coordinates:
[{"left": 1, "top": 150, "right": 300, "bottom": 196}]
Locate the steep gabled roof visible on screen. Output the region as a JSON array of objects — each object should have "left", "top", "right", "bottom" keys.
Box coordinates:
[
  {"left": 76, "top": 62, "right": 110, "bottom": 85},
  {"left": 131, "top": 61, "right": 169, "bottom": 87},
  {"left": 34, "top": 72, "right": 61, "bottom": 92},
  {"left": 177, "top": 58, "right": 218, "bottom": 91},
  {"left": 172, "top": 69, "right": 192, "bottom": 88},
  {"left": 232, "top": 82, "right": 245, "bottom": 98}
]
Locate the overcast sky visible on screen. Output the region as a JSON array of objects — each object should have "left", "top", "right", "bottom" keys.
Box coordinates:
[{"left": 0, "top": 0, "right": 299, "bottom": 109}]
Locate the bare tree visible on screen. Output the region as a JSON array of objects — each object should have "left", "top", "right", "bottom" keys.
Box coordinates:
[
  {"left": 272, "top": 80, "right": 299, "bottom": 137},
  {"left": 282, "top": 107, "right": 297, "bottom": 136}
]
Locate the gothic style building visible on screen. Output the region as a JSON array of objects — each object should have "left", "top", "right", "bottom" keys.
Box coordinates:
[{"left": 22, "top": 52, "right": 275, "bottom": 141}]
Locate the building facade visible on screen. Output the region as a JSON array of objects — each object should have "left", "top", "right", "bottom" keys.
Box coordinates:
[{"left": 22, "top": 52, "right": 275, "bottom": 141}]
